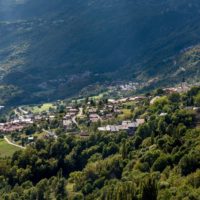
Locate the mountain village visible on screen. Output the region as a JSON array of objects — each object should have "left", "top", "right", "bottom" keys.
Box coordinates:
[{"left": 0, "top": 83, "right": 196, "bottom": 149}]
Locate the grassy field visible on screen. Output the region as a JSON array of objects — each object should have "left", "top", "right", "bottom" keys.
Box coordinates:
[
  {"left": 117, "top": 109, "right": 133, "bottom": 120},
  {"left": 0, "top": 139, "right": 21, "bottom": 158},
  {"left": 25, "top": 103, "right": 56, "bottom": 114}
]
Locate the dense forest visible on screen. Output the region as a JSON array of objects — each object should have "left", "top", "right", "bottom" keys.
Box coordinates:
[{"left": 0, "top": 87, "right": 200, "bottom": 199}]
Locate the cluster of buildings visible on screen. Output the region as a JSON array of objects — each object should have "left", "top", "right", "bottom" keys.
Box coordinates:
[
  {"left": 0, "top": 122, "right": 25, "bottom": 132},
  {"left": 63, "top": 107, "right": 79, "bottom": 129},
  {"left": 0, "top": 113, "right": 34, "bottom": 132},
  {"left": 43, "top": 129, "right": 58, "bottom": 140},
  {"left": 108, "top": 96, "right": 146, "bottom": 104},
  {"left": 98, "top": 119, "right": 145, "bottom": 134},
  {"left": 119, "top": 82, "right": 138, "bottom": 91},
  {"left": 163, "top": 84, "right": 190, "bottom": 94}
]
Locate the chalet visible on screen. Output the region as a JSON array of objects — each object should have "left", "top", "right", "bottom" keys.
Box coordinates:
[
  {"left": 69, "top": 108, "right": 79, "bottom": 113},
  {"left": 44, "top": 131, "right": 58, "bottom": 140},
  {"left": 109, "top": 125, "right": 119, "bottom": 132},
  {"left": 80, "top": 131, "right": 89, "bottom": 137},
  {"left": 98, "top": 125, "right": 119, "bottom": 132},
  {"left": 118, "top": 98, "right": 129, "bottom": 103},
  {"left": 129, "top": 96, "right": 146, "bottom": 101},
  {"left": 66, "top": 106, "right": 73, "bottom": 110},
  {"left": 98, "top": 127, "right": 107, "bottom": 131},
  {"left": 114, "top": 109, "right": 122, "bottom": 114},
  {"left": 63, "top": 119, "right": 73, "bottom": 127},
  {"left": 98, "top": 119, "right": 145, "bottom": 134},
  {"left": 107, "top": 105, "right": 114, "bottom": 109},
  {"left": 164, "top": 85, "right": 190, "bottom": 94},
  {"left": 163, "top": 88, "right": 177, "bottom": 94},
  {"left": 185, "top": 107, "right": 200, "bottom": 112},
  {"left": 24, "top": 119, "right": 33, "bottom": 124},
  {"left": 0, "top": 124, "right": 25, "bottom": 132},
  {"left": 193, "top": 107, "right": 200, "bottom": 112},
  {"left": 88, "top": 108, "right": 98, "bottom": 114},
  {"left": 185, "top": 106, "right": 194, "bottom": 110},
  {"left": 28, "top": 136, "right": 34, "bottom": 142},
  {"left": 68, "top": 112, "right": 77, "bottom": 117},
  {"left": 136, "top": 119, "right": 145, "bottom": 125},
  {"left": 108, "top": 99, "right": 117, "bottom": 104},
  {"left": 160, "top": 113, "right": 167, "bottom": 117},
  {"left": 122, "top": 121, "right": 132, "bottom": 126},
  {"left": 0, "top": 106, "right": 5, "bottom": 110},
  {"left": 89, "top": 114, "right": 100, "bottom": 123},
  {"left": 99, "top": 110, "right": 105, "bottom": 114},
  {"left": 105, "top": 114, "right": 113, "bottom": 119},
  {"left": 49, "top": 115, "right": 55, "bottom": 121},
  {"left": 63, "top": 114, "right": 71, "bottom": 120},
  {"left": 34, "top": 115, "right": 43, "bottom": 121}
]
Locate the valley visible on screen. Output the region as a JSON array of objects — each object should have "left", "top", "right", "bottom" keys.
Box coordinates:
[
  {"left": 1, "top": 0, "right": 200, "bottom": 105},
  {"left": 0, "top": 1, "right": 200, "bottom": 199}
]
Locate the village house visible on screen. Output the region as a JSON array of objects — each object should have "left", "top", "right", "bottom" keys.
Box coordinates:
[
  {"left": 108, "top": 99, "right": 117, "bottom": 104},
  {"left": 88, "top": 108, "right": 98, "bottom": 114},
  {"left": 63, "top": 119, "right": 73, "bottom": 128},
  {"left": 34, "top": 115, "right": 43, "bottom": 121},
  {"left": 28, "top": 136, "right": 34, "bottom": 142},
  {"left": 0, "top": 106, "right": 5, "bottom": 110},
  {"left": 114, "top": 109, "right": 122, "bottom": 114},
  {"left": 63, "top": 114, "right": 71, "bottom": 120},
  {"left": 80, "top": 131, "right": 90, "bottom": 137},
  {"left": 164, "top": 85, "right": 190, "bottom": 94},
  {"left": 159, "top": 113, "right": 168, "bottom": 117},
  {"left": 0, "top": 123, "right": 25, "bottom": 132},
  {"left": 99, "top": 110, "right": 105, "bottom": 115},
  {"left": 105, "top": 113, "right": 113, "bottom": 119},
  {"left": 129, "top": 96, "right": 146, "bottom": 102},
  {"left": 66, "top": 106, "right": 73, "bottom": 110},
  {"left": 69, "top": 108, "right": 79, "bottom": 113},
  {"left": 44, "top": 131, "right": 58, "bottom": 140},
  {"left": 98, "top": 118, "right": 145, "bottom": 134},
  {"left": 136, "top": 119, "right": 145, "bottom": 125},
  {"left": 89, "top": 114, "right": 101, "bottom": 123}
]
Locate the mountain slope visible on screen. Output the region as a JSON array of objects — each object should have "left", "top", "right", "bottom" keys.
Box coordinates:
[{"left": 1, "top": 0, "right": 200, "bottom": 105}]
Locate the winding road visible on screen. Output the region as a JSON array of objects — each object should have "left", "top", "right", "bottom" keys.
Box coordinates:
[{"left": 4, "top": 136, "right": 26, "bottom": 149}]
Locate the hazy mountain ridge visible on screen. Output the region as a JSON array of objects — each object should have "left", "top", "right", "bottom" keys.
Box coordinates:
[{"left": 1, "top": 0, "right": 200, "bottom": 105}]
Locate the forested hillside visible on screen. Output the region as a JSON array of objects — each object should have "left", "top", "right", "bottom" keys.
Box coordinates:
[
  {"left": 0, "top": 87, "right": 200, "bottom": 199},
  {"left": 0, "top": 0, "right": 200, "bottom": 105}
]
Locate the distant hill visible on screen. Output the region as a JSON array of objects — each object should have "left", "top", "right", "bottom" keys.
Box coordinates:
[{"left": 1, "top": 0, "right": 200, "bottom": 105}]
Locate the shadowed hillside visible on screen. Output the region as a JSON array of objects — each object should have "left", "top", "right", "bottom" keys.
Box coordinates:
[{"left": 0, "top": 0, "right": 200, "bottom": 105}]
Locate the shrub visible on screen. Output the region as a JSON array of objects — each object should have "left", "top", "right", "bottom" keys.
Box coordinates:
[{"left": 152, "top": 155, "right": 171, "bottom": 172}]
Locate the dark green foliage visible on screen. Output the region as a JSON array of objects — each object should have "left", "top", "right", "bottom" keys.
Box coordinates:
[
  {"left": 141, "top": 177, "right": 158, "bottom": 200},
  {"left": 179, "top": 151, "right": 200, "bottom": 176},
  {"left": 136, "top": 124, "right": 151, "bottom": 139},
  {"left": 152, "top": 155, "right": 171, "bottom": 172},
  {"left": 55, "top": 178, "right": 67, "bottom": 200},
  {"left": 101, "top": 181, "right": 137, "bottom": 200},
  {"left": 1, "top": 88, "right": 200, "bottom": 199},
  {"left": 168, "top": 93, "right": 180, "bottom": 103}
]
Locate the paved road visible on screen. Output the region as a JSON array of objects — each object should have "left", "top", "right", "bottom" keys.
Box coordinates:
[
  {"left": 4, "top": 136, "right": 26, "bottom": 149},
  {"left": 77, "top": 107, "right": 83, "bottom": 117},
  {"left": 72, "top": 107, "right": 84, "bottom": 127},
  {"left": 72, "top": 116, "right": 78, "bottom": 127}
]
